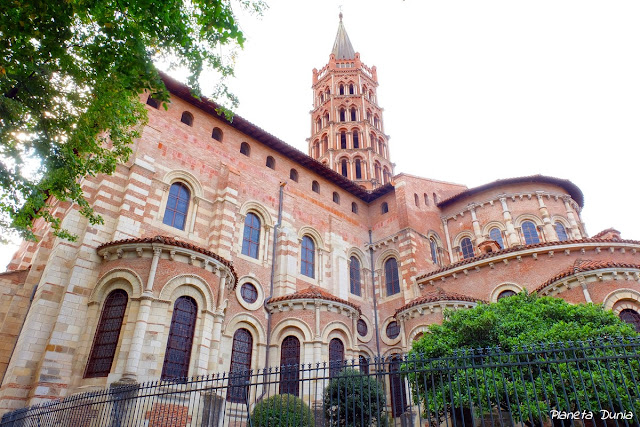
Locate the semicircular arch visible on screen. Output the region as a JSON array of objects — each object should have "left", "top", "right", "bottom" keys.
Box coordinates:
[
  {"left": 159, "top": 274, "right": 215, "bottom": 312},
  {"left": 90, "top": 268, "right": 143, "bottom": 303}
]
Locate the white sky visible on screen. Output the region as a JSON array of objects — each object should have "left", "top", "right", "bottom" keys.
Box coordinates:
[{"left": 1, "top": 0, "right": 639, "bottom": 269}]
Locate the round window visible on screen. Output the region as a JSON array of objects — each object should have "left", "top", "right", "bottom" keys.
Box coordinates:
[
  {"left": 357, "top": 319, "right": 368, "bottom": 337},
  {"left": 386, "top": 321, "right": 400, "bottom": 339},
  {"left": 240, "top": 283, "right": 258, "bottom": 304}
]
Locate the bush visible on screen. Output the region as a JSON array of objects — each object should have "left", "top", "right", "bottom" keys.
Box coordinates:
[
  {"left": 251, "top": 393, "right": 315, "bottom": 427},
  {"left": 323, "top": 368, "right": 387, "bottom": 426}
]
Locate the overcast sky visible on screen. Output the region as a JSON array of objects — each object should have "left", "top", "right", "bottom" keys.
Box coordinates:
[{"left": 1, "top": 0, "right": 639, "bottom": 269}]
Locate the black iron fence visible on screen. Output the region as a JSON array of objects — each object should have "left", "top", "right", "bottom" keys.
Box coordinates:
[{"left": 2, "top": 337, "right": 640, "bottom": 426}]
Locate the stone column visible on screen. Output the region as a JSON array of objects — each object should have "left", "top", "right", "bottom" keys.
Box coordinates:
[
  {"left": 121, "top": 247, "right": 161, "bottom": 381},
  {"left": 208, "top": 312, "right": 225, "bottom": 373},
  {"left": 500, "top": 197, "right": 520, "bottom": 246},
  {"left": 469, "top": 204, "right": 484, "bottom": 243},
  {"left": 537, "top": 192, "right": 558, "bottom": 241},
  {"left": 563, "top": 196, "right": 582, "bottom": 239},
  {"left": 442, "top": 219, "right": 454, "bottom": 262}
]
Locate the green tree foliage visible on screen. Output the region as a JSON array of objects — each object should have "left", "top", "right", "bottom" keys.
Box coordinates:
[
  {"left": 251, "top": 394, "right": 315, "bottom": 427},
  {"left": 0, "top": 0, "right": 265, "bottom": 241},
  {"left": 406, "top": 292, "right": 640, "bottom": 426},
  {"left": 323, "top": 368, "right": 388, "bottom": 427}
]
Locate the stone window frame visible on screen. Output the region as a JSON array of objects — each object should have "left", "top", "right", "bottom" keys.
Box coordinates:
[
  {"left": 380, "top": 317, "right": 402, "bottom": 346},
  {"left": 514, "top": 214, "right": 544, "bottom": 245},
  {"left": 453, "top": 232, "right": 476, "bottom": 261},
  {"left": 157, "top": 170, "right": 204, "bottom": 236},
  {"left": 297, "top": 226, "right": 326, "bottom": 286},
  {"left": 236, "top": 201, "right": 274, "bottom": 267},
  {"left": 490, "top": 283, "right": 523, "bottom": 303},
  {"left": 235, "top": 275, "right": 264, "bottom": 311}
]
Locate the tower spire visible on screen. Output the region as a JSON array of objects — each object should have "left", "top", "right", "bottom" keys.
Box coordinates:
[{"left": 332, "top": 13, "right": 355, "bottom": 60}]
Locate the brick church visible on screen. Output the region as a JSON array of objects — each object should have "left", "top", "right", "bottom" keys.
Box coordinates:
[{"left": 1, "top": 14, "right": 639, "bottom": 413}]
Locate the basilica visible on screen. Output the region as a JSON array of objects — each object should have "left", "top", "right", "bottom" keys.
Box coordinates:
[{"left": 1, "top": 14, "right": 639, "bottom": 414}]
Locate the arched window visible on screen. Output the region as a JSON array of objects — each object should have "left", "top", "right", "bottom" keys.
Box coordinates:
[
  {"left": 241, "top": 213, "right": 261, "bottom": 259},
  {"left": 414, "top": 193, "right": 419, "bottom": 207},
  {"left": 333, "top": 192, "right": 340, "bottom": 204},
  {"left": 375, "top": 164, "right": 381, "bottom": 182},
  {"left": 489, "top": 228, "right": 504, "bottom": 249},
  {"left": 430, "top": 238, "right": 439, "bottom": 265},
  {"left": 322, "top": 136, "right": 328, "bottom": 152},
  {"left": 389, "top": 355, "right": 407, "bottom": 417},
  {"left": 353, "top": 130, "right": 359, "bottom": 148},
  {"left": 355, "top": 159, "right": 362, "bottom": 179},
  {"left": 290, "top": 168, "right": 299, "bottom": 182},
  {"left": 163, "top": 182, "right": 190, "bottom": 230},
  {"left": 351, "top": 202, "right": 358, "bottom": 214},
  {"left": 340, "top": 131, "right": 347, "bottom": 149},
  {"left": 312, "top": 181, "right": 320, "bottom": 193},
  {"left": 316, "top": 118, "right": 322, "bottom": 131},
  {"left": 620, "top": 309, "right": 640, "bottom": 332},
  {"left": 522, "top": 221, "right": 540, "bottom": 244},
  {"left": 266, "top": 156, "right": 275, "bottom": 169},
  {"left": 301, "top": 236, "right": 315, "bottom": 278},
  {"left": 385, "top": 258, "right": 400, "bottom": 296},
  {"left": 350, "top": 107, "right": 357, "bottom": 121},
  {"left": 161, "top": 296, "right": 198, "bottom": 380},
  {"left": 85, "top": 289, "right": 128, "bottom": 378},
  {"left": 240, "top": 142, "right": 250, "bottom": 156},
  {"left": 280, "top": 336, "right": 300, "bottom": 396},
  {"left": 339, "top": 84, "right": 345, "bottom": 95},
  {"left": 341, "top": 159, "right": 348, "bottom": 177},
  {"left": 383, "top": 168, "right": 390, "bottom": 184},
  {"left": 212, "top": 127, "right": 223, "bottom": 142},
  {"left": 339, "top": 108, "right": 346, "bottom": 122},
  {"left": 433, "top": 193, "right": 438, "bottom": 203},
  {"left": 349, "top": 83, "right": 355, "bottom": 94},
  {"left": 555, "top": 222, "right": 569, "bottom": 241},
  {"left": 329, "top": 338, "right": 344, "bottom": 377},
  {"left": 180, "top": 111, "right": 194, "bottom": 126},
  {"left": 498, "top": 290, "right": 517, "bottom": 300},
  {"left": 349, "top": 256, "right": 361, "bottom": 296},
  {"left": 146, "top": 95, "right": 160, "bottom": 108},
  {"left": 381, "top": 202, "right": 389, "bottom": 214},
  {"left": 460, "top": 237, "right": 474, "bottom": 259},
  {"left": 424, "top": 193, "right": 429, "bottom": 206},
  {"left": 228, "top": 328, "right": 253, "bottom": 402}
]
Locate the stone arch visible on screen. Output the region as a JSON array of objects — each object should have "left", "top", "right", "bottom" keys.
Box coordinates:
[
  {"left": 223, "top": 313, "right": 267, "bottom": 344},
  {"left": 382, "top": 347, "right": 404, "bottom": 358},
  {"left": 375, "top": 248, "right": 401, "bottom": 271},
  {"left": 321, "top": 320, "right": 354, "bottom": 351},
  {"left": 236, "top": 275, "right": 264, "bottom": 311},
  {"left": 453, "top": 231, "right": 475, "bottom": 247},
  {"left": 407, "top": 325, "right": 430, "bottom": 343},
  {"left": 159, "top": 274, "right": 215, "bottom": 312},
  {"left": 514, "top": 214, "right": 543, "bottom": 228},
  {"left": 298, "top": 226, "right": 325, "bottom": 250},
  {"left": 90, "top": 268, "right": 143, "bottom": 303},
  {"left": 603, "top": 289, "right": 640, "bottom": 313},
  {"left": 162, "top": 170, "right": 204, "bottom": 199},
  {"left": 490, "top": 282, "right": 523, "bottom": 303},
  {"left": 271, "top": 319, "right": 313, "bottom": 345},
  {"left": 347, "top": 247, "right": 369, "bottom": 270},
  {"left": 239, "top": 200, "right": 274, "bottom": 228},
  {"left": 482, "top": 221, "right": 506, "bottom": 236}
]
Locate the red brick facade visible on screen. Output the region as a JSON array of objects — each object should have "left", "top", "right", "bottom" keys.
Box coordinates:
[{"left": 0, "top": 17, "right": 639, "bottom": 415}]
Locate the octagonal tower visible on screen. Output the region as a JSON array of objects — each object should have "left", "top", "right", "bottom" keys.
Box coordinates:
[{"left": 309, "top": 13, "right": 393, "bottom": 190}]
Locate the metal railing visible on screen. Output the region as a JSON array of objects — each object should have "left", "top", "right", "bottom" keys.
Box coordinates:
[{"left": 2, "top": 337, "right": 639, "bottom": 426}]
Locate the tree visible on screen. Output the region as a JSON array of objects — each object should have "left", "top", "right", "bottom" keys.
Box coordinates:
[
  {"left": 251, "top": 394, "right": 315, "bottom": 427},
  {"left": 0, "top": 0, "right": 265, "bottom": 241},
  {"left": 323, "top": 368, "right": 388, "bottom": 427},
  {"left": 407, "top": 292, "right": 640, "bottom": 426}
]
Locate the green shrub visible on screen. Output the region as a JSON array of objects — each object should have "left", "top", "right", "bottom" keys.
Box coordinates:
[
  {"left": 323, "top": 368, "right": 387, "bottom": 426},
  {"left": 251, "top": 393, "right": 315, "bottom": 427}
]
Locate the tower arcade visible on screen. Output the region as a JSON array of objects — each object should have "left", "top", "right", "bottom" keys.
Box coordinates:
[{"left": 309, "top": 14, "right": 393, "bottom": 190}]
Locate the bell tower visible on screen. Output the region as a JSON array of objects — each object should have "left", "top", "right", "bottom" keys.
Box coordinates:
[{"left": 309, "top": 13, "right": 393, "bottom": 190}]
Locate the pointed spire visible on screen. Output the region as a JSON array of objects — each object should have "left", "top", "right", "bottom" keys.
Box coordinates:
[{"left": 332, "top": 13, "right": 356, "bottom": 60}]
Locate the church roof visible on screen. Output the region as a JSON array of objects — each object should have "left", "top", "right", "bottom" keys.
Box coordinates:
[
  {"left": 536, "top": 260, "right": 640, "bottom": 292},
  {"left": 268, "top": 285, "right": 361, "bottom": 314},
  {"left": 332, "top": 13, "right": 356, "bottom": 60},
  {"left": 438, "top": 175, "right": 585, "bottom": 208},
  {"left": 395, "top": 288, "right": 485, "bottom": 316}
]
